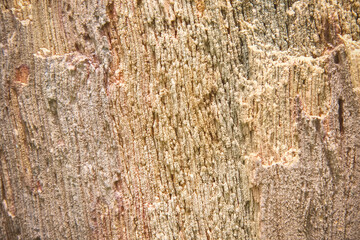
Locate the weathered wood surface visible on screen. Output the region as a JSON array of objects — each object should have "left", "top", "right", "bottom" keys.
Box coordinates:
[{"left": 1, "top": 0, "right": 360, "bottom": 239}]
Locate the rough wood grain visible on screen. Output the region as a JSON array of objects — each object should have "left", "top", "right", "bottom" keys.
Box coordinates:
[{"left": 1, "top": 0, "right": 360, "bottom": 239}]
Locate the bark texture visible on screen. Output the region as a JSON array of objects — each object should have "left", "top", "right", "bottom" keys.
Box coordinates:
[{"left": 1, "top": 0, "right": 360, "bottom": 239}]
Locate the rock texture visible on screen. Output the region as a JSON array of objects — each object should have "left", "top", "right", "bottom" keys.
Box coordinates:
[{"left": 1, "top": 0, "right": 360, "bottom": 239}]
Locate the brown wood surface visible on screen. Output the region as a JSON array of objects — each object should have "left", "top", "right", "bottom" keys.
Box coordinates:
[{"left": 1, "top": 0, "right": 360, "bottom": 239}]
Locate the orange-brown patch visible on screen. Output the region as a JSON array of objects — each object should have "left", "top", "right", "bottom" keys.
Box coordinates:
[
  {"left": 15, "top": 64, "right": 29, "bottom": 84},
  {"left": 196, "top": 0, "right": 205, "bottom": 15}
]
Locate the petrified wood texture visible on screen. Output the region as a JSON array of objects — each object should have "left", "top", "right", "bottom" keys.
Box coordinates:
[{"left": 1, "top": 0, "right": 360, "bottom": 239}]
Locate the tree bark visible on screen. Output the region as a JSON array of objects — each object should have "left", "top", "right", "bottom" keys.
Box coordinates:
[{"left": 1, "top": 0, "right": 360, "bottom": 239}]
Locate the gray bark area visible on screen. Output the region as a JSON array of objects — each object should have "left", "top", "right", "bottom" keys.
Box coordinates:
[{"left": 1, "top": 0, "right": 360, "bottom": 239}]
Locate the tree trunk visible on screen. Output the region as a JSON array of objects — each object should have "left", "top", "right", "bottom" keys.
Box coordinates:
[{"left": 1, "top": 0, "right": 360, "bottom": 239}]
